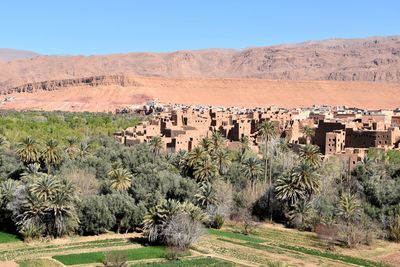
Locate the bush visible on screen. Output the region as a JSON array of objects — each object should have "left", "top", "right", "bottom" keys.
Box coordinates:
[
  {"left": 104, "top": 193, "right": 146, "bottom": 233},
  {"left": 389, "top": 215, "right": 400, "bottom": 242},
  {"left": 103, "top": 250, "right": 129, "bottom": 267},
  {"left": 20, "top": 222, "right": 44, "bottom": 242},
  {"left": 164, "top": 247, "right": 188, "bottom": 260},
  {"left": 315, "top": 223, "right": 337, "bottom": 250},
  {"left": 77, "top": 195, "right": 115, "bottom": 235},
  {"left": 337, "top": 222, "right": 363, "bottom": 248},
  {"left": 209, "top": 214, "right": 224, "bottom": 229}
]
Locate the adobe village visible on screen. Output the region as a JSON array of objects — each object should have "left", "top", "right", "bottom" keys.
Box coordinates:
[{"left": 116, "top": 101, "right": 400, "bottom": 171}]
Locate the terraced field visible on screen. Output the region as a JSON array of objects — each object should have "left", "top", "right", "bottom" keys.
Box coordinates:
[{"left": 0, "top": 223, "right": 398, "bottom": 267}]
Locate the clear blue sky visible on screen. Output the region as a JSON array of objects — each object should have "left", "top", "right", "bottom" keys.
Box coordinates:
[{"left": 1, "top": 0, "right": 399, "bottom": 55}]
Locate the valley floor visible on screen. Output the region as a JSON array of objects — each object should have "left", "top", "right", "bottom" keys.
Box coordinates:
[
  {"left": 2, "top": 77, "right": 400, "bottom": 112},
  {"left": 1, "top": 221, "right": 398, "bottom": 267}
]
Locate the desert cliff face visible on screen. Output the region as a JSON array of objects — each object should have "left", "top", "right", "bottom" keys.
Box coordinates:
[
  {"left": 0, "top": 36, "right": 400, "bottom": 93},
  {"left": 2, "top": 75, "right": 141, "bottom": 95}
]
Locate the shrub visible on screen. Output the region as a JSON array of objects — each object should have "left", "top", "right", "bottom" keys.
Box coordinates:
[
  {"left": 209, "top": 214, "right": 225, "bottom": 229},
  {"left": 103, "top": 250, "right": 129, "bottom": 267},
  {"left": 104, "top": 193, "right": 146, "bottom": 233},
  {"left": 19, "top": 221, "right": 44, "bottom": 242},
  {"left": 77, "top": 195, "right": 114, "bottom": 235},
  {"left": 164, "top": 247, "right": 187, "bottom": 261},
  {"left": 337, "top": 222, "right": 363, "bottom": 248},
  {"left": 315, "top": 223, "right": 337, "bottom": 250},
  {"left": 389, "top": 215, "right": 400, "bottom": 242}
]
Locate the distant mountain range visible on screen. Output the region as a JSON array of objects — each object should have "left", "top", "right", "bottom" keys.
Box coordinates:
[
  {"left": 0, "top": 36, "right": 400, "bottom": 92},
  {"left": 0, "top": 48, "right": 39, "bottom": 62}
]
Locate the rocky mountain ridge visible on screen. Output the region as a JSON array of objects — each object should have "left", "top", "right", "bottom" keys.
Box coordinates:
[{"left": 1, "top": 36, "right": 400, "bottom": 92}]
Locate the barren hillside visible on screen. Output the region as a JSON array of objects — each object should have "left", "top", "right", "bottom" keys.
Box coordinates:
[{"left": 1, "top": 36, "right": 400, "bottom": 93}]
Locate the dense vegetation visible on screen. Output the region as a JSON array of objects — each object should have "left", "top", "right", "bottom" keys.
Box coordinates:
[
  {"left": 0, "top": 110, "right": 140, "bottom": 143},
  {"left": 1, "top": 111, "right": 400, "bottom": 260}
]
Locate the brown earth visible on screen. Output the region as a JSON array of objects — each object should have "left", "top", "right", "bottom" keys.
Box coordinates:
[
  {"left": 1, "top": 36, "right": 400, "bottom": 93},
  {"left": 2, "top": 77, "right": 400, "bottom": 112}
]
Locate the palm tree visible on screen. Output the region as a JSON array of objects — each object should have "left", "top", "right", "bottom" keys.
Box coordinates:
[
  {"left": 275, "top": 172, "right": 304, "bottom": 205},
  {"left": 42, "top": 139, "right": 63, "bottom": 174},
  {"left": 108, "top": 165, "right": 133, "bottom": 191},
  {"left": 17, "top": 136, "right": 41, "bottom": 164},
  {"left": 65, "top": 137, "right": 80, "bottom": 159},
  {"left": 172, "top": 150, "right": 188, "bottom": 175},
  {"left": 0, "top": 179, "right": 19, "bottom": 204},
  {"left": 337, "top": 191, "right": 361, "bottom": 224},
  {"left": 21, "top": 163, "right": 43, "bottom": 182},
  {"left": 143, "top": 199, "right": 206, "bottom": 242},
  {"left": 193, "top": 155, "right": 218, "bottom": 182},
  {"left": 180, "top": 201, "right": 208, "bottom": 222},
  {"left": 143, "top": 206, "right": 163, "bottom": 242},
  {"left": 301, "top": 126, "right": 315, "bottom": 144},
  {"left": 17, "top": 192, "right": 47, "bottom": 238},
  {"left": 238, "top": 135, "right": 251, "bottom": 163},
  {"left": 278, "top": 138, "right": 290, "bottom": 153},
  {"left": 79, "top": 141, "right": 90, "bottom": 158},
  {"left": 258, "top": 121, "right": 276, "bottom": 184},
  {"left": 293, "top": 161, "right": 320, "bottom": 197},
  {"left": 287, "top": 200, "right": 313, "bottom": 229},
  {"left": 195, "top": 182, "right": 217, "bottom": 208},
  {"left": 200, "top": 136, "right": 212, "bottom": 152},
  {"left": 278, "top": 138, "right": 290, "bottom": 170},
  {"left": 242, "top": 157, "right": 263, "bottom": 193},
  {"left": 186, "top": 146, "right": 206, "bottom": 167},
  {"left": 149, "top": 136, "right": 164, "bottom": 159},
  {"left": 47, "top": 178, "right": 78, "bottom": 237},
  {"left": 299, "top": 144, "right": 322, "bottom": 167},
  {"left": 143, "top": 199, "right": 180, "bottom": 242},
  {"left": 0, "top": 135, "right": 9, "bottom": 150},
  {"left": 29, "top": 175, "right": 61, "bottom": 202},
  {"left": 213, "top": 149, "right": 231, "bottom": 175},
  {"left": 210, "top": 132, "right": 225, "bottom": 154},
  {"left": 258, "top": 121, "right": 276, "bottom": 221}
]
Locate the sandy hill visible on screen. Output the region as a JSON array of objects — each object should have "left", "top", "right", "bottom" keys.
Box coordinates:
[{"left": 1, "top": 36, "right": 400, "bottom": 93}]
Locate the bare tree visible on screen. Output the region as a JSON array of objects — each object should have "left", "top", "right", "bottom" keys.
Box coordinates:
[{"left": 164, "top": 214, "right": 205, "bottom": 251}]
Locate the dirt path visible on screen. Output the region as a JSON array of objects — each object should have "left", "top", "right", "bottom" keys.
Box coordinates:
[{"left": 0, "top": 261, "right": 17, "bottom": 267}]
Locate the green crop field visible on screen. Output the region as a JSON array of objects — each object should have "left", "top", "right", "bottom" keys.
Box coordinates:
[
  {"left": 0, "top": 231, "right": 20, "bottom": 244},
  {"left": 130, "top": 257, "right": 240, "bottom": 267},
  {"left": 52, "top": 246, "right": 167, "bottom": 265}
]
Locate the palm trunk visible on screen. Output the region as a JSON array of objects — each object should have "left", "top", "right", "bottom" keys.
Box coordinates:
[
  {"left": 268, "top": 155, "right": 273, "bottom": 222},
  {"left": 264, "top": 136, "right": 273, "bottom": 222},
  {"left": 264, "top": 137, "right": 268, "bottom": 183}
]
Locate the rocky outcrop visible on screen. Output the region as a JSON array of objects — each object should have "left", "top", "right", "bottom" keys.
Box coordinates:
[{"left": 2, "top": 75, "right": 141, "bottom": 95}]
